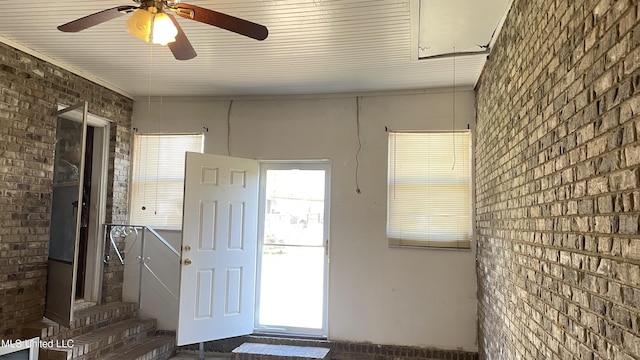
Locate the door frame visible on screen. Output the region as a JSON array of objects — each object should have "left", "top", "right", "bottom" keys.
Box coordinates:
[
  {"left": 254, "top": 160, "right": 331, "bottom": 337},
  {"left": 46, "top": 102, "right": 89, "bottom": 325},
  {"left": 83, "top": 117, "right": 111, "bottom": 303},
  {"left": 55, "top": 104, "right": 112, "bottom": 304}
]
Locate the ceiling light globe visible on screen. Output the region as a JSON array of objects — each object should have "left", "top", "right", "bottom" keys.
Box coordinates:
[
  {"left": 126, "top": 9, "right": 152, "bottom": 43},
  {"left": 152, "top": 13, "right": 178, "bottom": 45}
]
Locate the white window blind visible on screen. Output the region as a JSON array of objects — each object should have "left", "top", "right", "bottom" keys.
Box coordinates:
[
  {"left": 130, "top": 133, "right": 203, "bottom": 228},
  {"left": 387, "top": 131, "right": 472, "bottom": 249}
]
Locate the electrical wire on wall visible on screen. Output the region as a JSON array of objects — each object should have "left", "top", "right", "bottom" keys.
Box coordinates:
[
  {"left": 355, "top": 96, "right": 362, "bottom": 194},
  {"left": 140, "top": 43, "right": 155, "bottom": 213},
  {"left": 452, "top": 46, "right": 457, "bottom": 170},
  {"left": 227, "top": 100, "right": 234, "bottom": 156},
  {"left": 153, "top": 47, "right": 168, "bottom": 215}
]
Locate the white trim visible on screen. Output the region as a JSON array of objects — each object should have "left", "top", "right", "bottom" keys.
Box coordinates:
[
  {"left": 57, "top": 104, "right": 114, "bottom": 127},
  {"left": 0, "top": 36, "right": 133, "bottom": 99}
]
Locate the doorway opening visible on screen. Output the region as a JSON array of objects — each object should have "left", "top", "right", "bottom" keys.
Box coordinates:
[
  {"left": 255, "top": 162, "right": 330, "bottom": 337},
  {"left": 76, "top": 126, "right": 93, "bottom": 299},
  {"left": 46, "top": 103, "right": 111, "bottom": 327},
  {"left": 176, "top": 155, "right": 331, "bottom": 345},
  {"left": 77, "top": 119, "right": 111, "bottom": 303}
]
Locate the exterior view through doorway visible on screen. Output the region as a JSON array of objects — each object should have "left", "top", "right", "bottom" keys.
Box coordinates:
[{"left": 255, "top": 162, "right": 330, "bottom": 337}]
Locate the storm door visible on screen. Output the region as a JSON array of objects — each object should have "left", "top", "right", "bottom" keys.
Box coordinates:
[{"left": 45, "top": 102, "right": 88, "bottom": 326}]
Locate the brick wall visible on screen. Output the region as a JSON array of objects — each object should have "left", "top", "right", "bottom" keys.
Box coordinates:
[
  {"left": 101, "top": 121, "right": 132, "bottom": 304},
  {"left": 476, "top": 0, "right": 640, "bottom": 358},
  {"left": 0, "top": 42, "right": 132, "bottom": 338}
]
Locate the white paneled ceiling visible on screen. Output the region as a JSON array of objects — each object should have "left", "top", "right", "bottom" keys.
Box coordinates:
[{"left": 0, "top": 0, "right": 512, "bottom": 99}]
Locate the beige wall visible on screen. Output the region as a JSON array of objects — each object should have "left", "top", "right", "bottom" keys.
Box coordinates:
[{"left": 132, "top": 89, "right": 477, "bottom": 351}]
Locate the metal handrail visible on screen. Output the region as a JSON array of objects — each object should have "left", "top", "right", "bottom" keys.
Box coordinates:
[
  {"left": 103, "top": 223, "right": 181, "bottom": 307},
  {"left": 145, "top": 226, "right": 180, "bottom": 257},
  {"left": 143, "top": 263, "right": 179, "bottom": 299},
  {"left": 103, "top": 223, "right": 180, "bottom": 258}
]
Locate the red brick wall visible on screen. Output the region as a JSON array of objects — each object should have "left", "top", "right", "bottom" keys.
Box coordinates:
[{"left": 0, "top": 42, "right": 132, "bottom": 338}]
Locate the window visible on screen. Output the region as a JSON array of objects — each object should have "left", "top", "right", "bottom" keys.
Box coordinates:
[
  {"left": 130, "top": 133, "right": 203, "bottom": 228},
  {"left": 387, "top": 131, "right": 472, "bottom": 249}
]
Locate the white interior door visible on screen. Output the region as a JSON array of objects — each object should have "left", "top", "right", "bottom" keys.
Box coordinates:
[{"left": 177, "top": 152, "right": 259, "bottom": 346}]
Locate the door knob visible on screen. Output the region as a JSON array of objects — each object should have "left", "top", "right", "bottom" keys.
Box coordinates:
[{"left": 183, "top": 259, "right": 192, "bottom": 265}]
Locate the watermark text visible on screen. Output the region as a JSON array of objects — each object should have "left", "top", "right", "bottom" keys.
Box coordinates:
[{"left": 1, "top": 339, "right": 74, "bottom": 349}]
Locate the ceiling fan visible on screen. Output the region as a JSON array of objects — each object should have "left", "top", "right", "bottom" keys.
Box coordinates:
[{"left": 57, "top": 0, "right": 268, "bottom": 60}]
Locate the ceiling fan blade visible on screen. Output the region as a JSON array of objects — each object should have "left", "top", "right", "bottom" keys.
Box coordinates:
[
  {"left": 172, "top": 3, "right": 268, "bottom": 41},
  {"left": 167, "top": 14, "right": 197, "bottom": 60},
  {"left": 58, "top": 5, "right": 139, "bottom": 32}
]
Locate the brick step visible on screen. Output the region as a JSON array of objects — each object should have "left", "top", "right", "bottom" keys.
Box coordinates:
[
  {"left": 232, "top": 343, "right": 330, "bottom": 360},
  {"left": 42, "top": 317, "right": 157, "bottom": 360},
  {"left": 171, "top": 350, "right": 232, "bottom": 359},
  {"left": 23, "top": 302, "right": 138, "bottom": 341},
  {"left": 101, "top": 335, "right": 176, "bottom": 360}
]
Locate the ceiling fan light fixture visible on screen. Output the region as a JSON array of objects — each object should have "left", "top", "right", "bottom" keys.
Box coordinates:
[
  {"left": 126, "top": 8, "right": 152, "bottom": 43},
  {"left": 151, "top": 12, "right": 178, "bottom": 45},
  {"left": 58, "top": 1, "right": 269, "bottom": 60},
  {"left": 125, "top": 8, "right": 177, "bottom": 46}
]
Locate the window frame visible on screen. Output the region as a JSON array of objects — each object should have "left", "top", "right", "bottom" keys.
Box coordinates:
[
  {"left": 129, "top": 132, "right": 204, "bottom": 229},
  {"left": 386, "top": 130, "right": 473, "bottom": 250}
]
